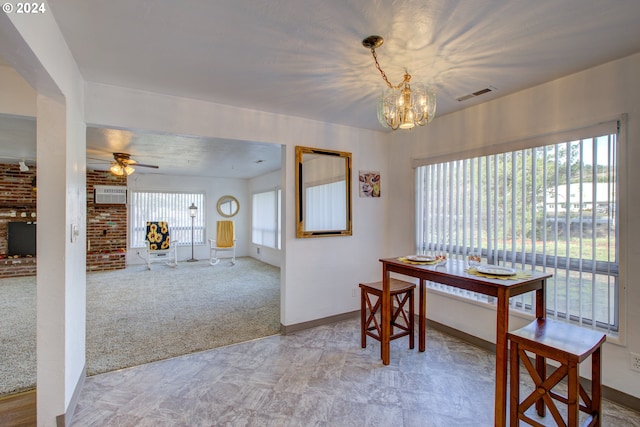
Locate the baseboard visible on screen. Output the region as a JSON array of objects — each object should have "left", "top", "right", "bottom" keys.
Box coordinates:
[
  {"left": 427, "top": 318, "right": 496, "bottom": 353},
  {"left": 56, "top": 364, "right": 86, "bottom": 427},
  {"left": 280, "top": 310, "right": 359, "bottom": 335},
  {"left": 426, "top": 318, "right": 640, "bottom": 414}
]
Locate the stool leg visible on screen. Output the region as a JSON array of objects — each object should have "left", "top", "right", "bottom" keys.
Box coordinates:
[
  {"left": 509, "top": 341, "right": 520, "bottom": 426},
  {"left": 592, "top": 347, "right": 602, "bottom": 426},
  {"left": 409, "top": 289, "right": 414, "bottom": 349},
  {"left": 360, "top": 287, "right": 366, "bottom": 348},
  {"left": 567, "top": 361, "right": 579, "bottom": 427},
  {"left": 536, "top": 353, "right": 546, "bottom": 417}
]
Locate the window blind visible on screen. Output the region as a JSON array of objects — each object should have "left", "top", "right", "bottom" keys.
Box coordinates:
[
  {"left": 252, "top": 189, "right": 281, "bottom": 249},
  {"left": 415, "top": 122, "right": 619, "bottom": 332},
  {"left": 130, "top": 191, "right": 205, "bottom": 248}
]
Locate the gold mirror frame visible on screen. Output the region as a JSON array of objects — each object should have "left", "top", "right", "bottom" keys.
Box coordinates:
[
  {"left": 217, "top": 195, "right": 239, "bottom": 218},
  {"left": 295, "top": 146, "right": 352, "bottom": 238}
]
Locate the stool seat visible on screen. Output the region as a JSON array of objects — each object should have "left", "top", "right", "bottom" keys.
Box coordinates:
[
  {"left": 508, "top": 318, "right": 606, "bottom": 427},
  {"left": 509, "top": 318, "right": 607, "bottom": 363},
  {"left": 359, "top": 278, "right": 416, "bottom": 294},
  {"left": 360, "top": 279, "right": 416, "bottom": 351}
]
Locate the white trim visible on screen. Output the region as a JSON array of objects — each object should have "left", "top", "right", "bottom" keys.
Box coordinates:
[{"left": 412, "top": 120, "right": 618, "bottom": 169}]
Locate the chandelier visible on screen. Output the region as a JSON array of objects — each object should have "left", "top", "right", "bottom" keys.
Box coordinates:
[{"left": 362, "top": 35, "right": 436, "bottom": 130}]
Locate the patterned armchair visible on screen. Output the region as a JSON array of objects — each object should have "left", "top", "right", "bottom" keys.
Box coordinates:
[{"left": 144, "top": 221, "right": 178, "bottom": 269}]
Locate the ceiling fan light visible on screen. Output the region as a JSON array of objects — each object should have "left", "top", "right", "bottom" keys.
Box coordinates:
[
  {"left": 110, "top": 163, "right": 124, "bottom": 175},
  {"left": 110, "top": 162, "right": 135, "bottom": 176}
]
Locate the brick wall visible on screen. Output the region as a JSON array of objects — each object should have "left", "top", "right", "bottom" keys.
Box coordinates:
[
  {"left": 0, "top": 257, "right": 36, "bottom": 278},
  {"left": 86, "top": 170, "right": 127, "bottom": 272},
  {"left": 0, "top": 165, "right": 129, "bottom": 277},
  {"left": 0, "top": 164, "right": 37, "bottom": 278}
]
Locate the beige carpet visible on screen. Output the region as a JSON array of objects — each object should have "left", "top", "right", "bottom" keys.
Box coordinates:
[{"left": 0, "top": 257, "right": 281, "bottom": 396}]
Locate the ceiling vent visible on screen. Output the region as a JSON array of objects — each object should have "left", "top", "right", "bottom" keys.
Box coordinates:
[
  {"left": 94, "top": 185, "right": 127, "bottom": 205},
  {"left": 457, "top": 86, "right": 497, "bottom": 102}
]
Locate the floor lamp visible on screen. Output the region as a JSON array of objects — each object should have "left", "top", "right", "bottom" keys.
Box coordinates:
[{"left": 188, "top": 202, "right": 198, "bottom": 262}]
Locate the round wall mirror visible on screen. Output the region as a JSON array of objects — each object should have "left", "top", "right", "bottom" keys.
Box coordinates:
[{"left": 217, "top": 195, "right": 239, "bottom": 217}]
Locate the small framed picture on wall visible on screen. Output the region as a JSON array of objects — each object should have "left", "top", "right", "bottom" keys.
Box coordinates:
[{"left": 359, "top": 170, "right": 380, "bottom": 198}]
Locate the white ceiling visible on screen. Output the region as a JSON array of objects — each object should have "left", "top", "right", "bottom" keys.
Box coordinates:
[
  {"left": 2, "top": 0, "right": 640, "bottom": 177},
  {"left": 0, "top": 115, "right": 283, "bottom": 179},
  {"left": 85, "top": 127, "right": 283, "bottom": 179}
]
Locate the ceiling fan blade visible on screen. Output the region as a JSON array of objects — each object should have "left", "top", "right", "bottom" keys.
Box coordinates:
[
  {"left": 111, "top": 153, "right": 159, "bottom": 169},
  {"left": 87, "top": 156, "right": 111, "bottom": 163}
]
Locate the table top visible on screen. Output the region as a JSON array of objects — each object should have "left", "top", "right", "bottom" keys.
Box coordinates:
[{"left": 380, "top": 257, "right": 552, "bottom": 296}]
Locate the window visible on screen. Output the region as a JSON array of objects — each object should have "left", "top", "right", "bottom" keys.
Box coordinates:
[
  {"left": 252, "top": 188, "right": 281, "bottom": 249},
  {"left": 416, "top": 123, "right": 619, "bottom": 333},
  {"left": 130, "top": 191, "right": 205, "bottom": 247}
]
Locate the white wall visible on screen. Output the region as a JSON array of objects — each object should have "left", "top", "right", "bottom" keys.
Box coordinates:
[
  {"left": 1, "top": 11, "right": 87, "bottom": 426},
  {"left": 84, "top": 83, "right": 389, "bottom": 327},
  {"left": 0, "top": 65, "right": 37, "bottom": 116},
  {"left": 386, "top": 53, "right": 640, "bottom": 399},
  {"left": 125, "top": 173, "right": 250, "bottom": 263}
]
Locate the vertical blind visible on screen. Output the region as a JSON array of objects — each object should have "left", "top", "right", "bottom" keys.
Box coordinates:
[
  {"left": 416, "top": 124, "right": 619, "bottom": 332},
  {"left": 130, "top": 191, "right": 205, "bottom": 247},
  {"left": 252, "top": 189, "right": 281, "bottom": 249}
]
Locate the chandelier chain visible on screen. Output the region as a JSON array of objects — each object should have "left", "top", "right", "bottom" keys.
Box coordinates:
[{"left": 369, "top": 48, "right": 407, "bottom": 90}]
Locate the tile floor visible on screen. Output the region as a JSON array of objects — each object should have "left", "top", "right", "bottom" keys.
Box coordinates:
[{"left": 70, "top": 319, "right": 640, "bottom": 426}]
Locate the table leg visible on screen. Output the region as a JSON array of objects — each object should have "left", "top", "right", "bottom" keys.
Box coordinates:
[
  {"left": 495, "top": 288, "right": 508, "bottom": 427},
  {"left": 535, "top": 282, "right": 547, "bottom": 417},
  {"left": 381, "top": 266, "right": 390, "bottom": 365},
  {"left": 419, "top": 279, "right": 426, "bottom": 352}
]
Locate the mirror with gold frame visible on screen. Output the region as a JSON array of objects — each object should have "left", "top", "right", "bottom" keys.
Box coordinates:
[
  {"left": 295, "top": 146, "right": 352, "bottom": 238},
  {"left": 217, "top": 195, "right": 239, "bottom": 218}
]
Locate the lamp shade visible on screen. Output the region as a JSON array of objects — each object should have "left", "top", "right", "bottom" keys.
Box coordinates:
[
  {"left": 189, "top": 203, "right": 198, "bottom": 217},
  {"left": 110, "top": 163, "right": 135, "bottom": 176}
]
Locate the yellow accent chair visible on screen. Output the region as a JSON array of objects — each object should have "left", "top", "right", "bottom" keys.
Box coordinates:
[
  {"left": 144, "top": 221, "right": 178, "bottom": 269},
  {"left": 209, "top": 220, "right": 236, "bottom": 266}
]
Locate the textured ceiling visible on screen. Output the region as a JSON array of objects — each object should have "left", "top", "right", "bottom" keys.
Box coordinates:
[
  {"left": 47, "top": 0, "right": 640, "bottom": 130},
  {"left": 2, "top": 0, "right": 640, "bottom": 177}
]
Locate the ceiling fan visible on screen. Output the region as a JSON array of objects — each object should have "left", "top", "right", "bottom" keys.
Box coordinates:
[{"left": 109, "top": 152, "right": 159, "bottom": 176}]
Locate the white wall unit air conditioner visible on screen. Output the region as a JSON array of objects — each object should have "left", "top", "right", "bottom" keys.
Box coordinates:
[{"left": 94, "top": 185, "right": 127, "bottom": 205}]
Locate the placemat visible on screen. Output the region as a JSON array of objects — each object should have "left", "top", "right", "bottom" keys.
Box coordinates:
[{"left": 465, "top": 267, "right": 532, "bottom": 280}]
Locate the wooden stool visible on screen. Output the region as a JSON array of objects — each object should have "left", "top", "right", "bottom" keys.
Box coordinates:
[
  {"left": 360, "top": 279, "right": 415, "bottom": 349},
  {"left": 508, "top": 318, "right": 606, "bottom": 427}
]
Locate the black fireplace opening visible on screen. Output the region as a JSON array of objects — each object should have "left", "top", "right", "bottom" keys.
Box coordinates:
[{"left": 7, "top": 221, "right": 37, "bottom": 257}]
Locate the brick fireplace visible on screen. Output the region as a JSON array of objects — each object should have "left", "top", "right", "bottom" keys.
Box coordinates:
[{"left": 0, "top": 164, "right": 129, "bottom": 278}]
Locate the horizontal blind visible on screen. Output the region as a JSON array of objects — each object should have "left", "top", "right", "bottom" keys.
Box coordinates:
[{"left": 416, "top": 125, "right": 619, "bottom": 332}]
